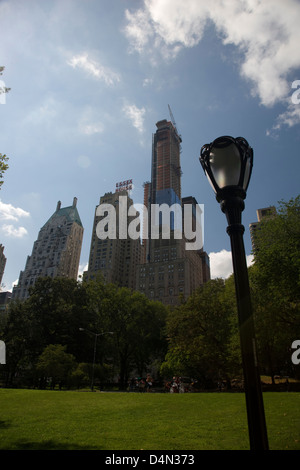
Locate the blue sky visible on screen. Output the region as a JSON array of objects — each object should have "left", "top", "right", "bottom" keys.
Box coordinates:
[{"left": 0, "top": 0, "right": 300, "bottom": 291}]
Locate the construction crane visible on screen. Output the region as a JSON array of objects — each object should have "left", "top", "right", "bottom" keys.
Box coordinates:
[
  {"left": 168, "top": 104, "right": 182, "bottom": 143},
  {"left": 168, "top": 103, "right": 183, "bottom": 182}
]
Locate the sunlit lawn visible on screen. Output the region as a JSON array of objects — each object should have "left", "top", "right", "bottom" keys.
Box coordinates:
[{"left": 0, "top": 389, "right": 299, "bottom": 450}]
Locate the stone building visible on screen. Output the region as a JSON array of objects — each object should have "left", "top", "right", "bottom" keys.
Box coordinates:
[
  {"left": 249, "top": 206, "right": 277, "bottom": 253},
  {"left": 0, "top": 244, "right": 6, "bottom": 286},
  {"left": 12, "top": 198, "right": 83, "bottom": 300},
  {"left": 84, "top": 189, "right": 142, "bottom": 290}
]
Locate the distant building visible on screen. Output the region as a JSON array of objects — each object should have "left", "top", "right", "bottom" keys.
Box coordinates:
[
  {"left": 84, "top": 189, "right": 142, "bottom": 290},
  {"left": 0, "top": 244, "right": 6, "bottom": 286},
  {"left": 0, "top": 291, "right": 12, "bottom": 313},
  {"left": 136, "top": 118, "right": 210, "bottom": 306},
  {"left": 249, "top": 206, "right": 277, "bottom": 253},
  {"left": 12, "top": 198, "right": 83, "bottom": 300}
]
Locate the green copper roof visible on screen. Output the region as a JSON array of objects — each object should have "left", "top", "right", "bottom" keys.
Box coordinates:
[{"left": 42, "top": 201, "right": 83, "bottom": 229}]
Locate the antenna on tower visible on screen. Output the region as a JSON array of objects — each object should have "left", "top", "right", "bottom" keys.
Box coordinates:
[{"left": 168, "top": 104, "right": 182, "bottom": 143}]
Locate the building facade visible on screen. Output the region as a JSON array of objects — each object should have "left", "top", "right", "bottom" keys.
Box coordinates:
[
  {"left": 137, "top": 119, "right": 210, "bottom": 305},
  {"left": 143, "top": 119, "right": 182, "bottom": 262},
  {"left": 249, "top": 206, "right": 277, "bottom": 253},
  {"left": 84, "top": 189, "right": 142, "bottom": 290},
  {"left": 12, "top": 198, "right": 83, "bottom": 300},
  {"left": 0, "top": 244, "right": 6, "bottom": 286},
  {"left": 0, "top": 291, "right": 12, "bottom": 314}
]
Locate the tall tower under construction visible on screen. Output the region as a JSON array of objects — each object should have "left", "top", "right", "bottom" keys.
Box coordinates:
[
  {"left": 143, "top": 118, "right": 182, "bottom": 262},
  {"left": 137, "top": 113, "right": 210, "bottom": 305}
]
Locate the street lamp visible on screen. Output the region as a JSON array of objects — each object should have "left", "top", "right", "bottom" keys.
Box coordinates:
[
  {"left": 79, "top": 328, "right": 114, "bottom": 392},
  {"left": 199, "top": 136, "right": 269, "bottom": 450}
]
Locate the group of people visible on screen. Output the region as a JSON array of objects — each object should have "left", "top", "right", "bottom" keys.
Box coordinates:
[
  {"left": 128, "top": 374, "right": 153, "bottom": 392},
  {"left": 164, "top": 376, "right": 194, "bottom": 393},
  {"left": 127, "top": 375, "right": 196, "bottom": 393}
]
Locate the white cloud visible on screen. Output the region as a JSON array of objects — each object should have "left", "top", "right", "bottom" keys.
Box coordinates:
[
  {"left": 78, "top": 262, "right": 88, "bottom": 281},
  {"left": 143, "top": 78, "right": 153, "bottom": 87},
  {"left": 123, "top": 103, "right": 146, "bottom": 133},
  {"left": 267, "top": 99, "right": 300, "bottom": 137},
  {"left": 77, "top": 106, "right": 105, "bottom": 136},
  {"left": 77, "top": 155, "right": 91, "bottom": 169},
  {"left": 68, "top": 53, "right": 120, "bottom": 86},
  {"left": 2, "top": 224, "right": 28, "bottom": 238},
  {"left": 0, "top": 200, "right": 30, "bottom": 238},
  {"left": 80, "top": 123, "right": 104, "bottom": 135},
  {"left": 25, "top": 96, "right": 60, "bottom": 126},
  {"left": 209, "top": 249, "right": 253, "bottom": 279},
  {"left": 124, "top": 0, "right": 300, "bottom": 111},
  {"left": 124, "top": 8, "right": 155, "bottom": 54},
  {"left": 0, "top": 200, "right": 30, "bottom": 222},
  {"left": 209, "top": 250, "right": 233, "bottom": 279}
]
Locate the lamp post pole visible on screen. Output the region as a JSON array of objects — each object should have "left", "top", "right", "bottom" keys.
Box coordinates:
[
  {"left": 199, "top": 136, "right": 269, "bottom": 450},
  {"left": 221, "top": 193, "right": 269, "bottom": 450},
  {"left": 91, "top": 332, "right": 98, "bottom": 392},
  {"left": 79, "top": 328, "right": 114, "bottom": 392}
]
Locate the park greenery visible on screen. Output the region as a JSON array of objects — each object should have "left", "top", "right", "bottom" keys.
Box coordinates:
[
  {"left": 0, "top": 67, "right": 10, "bottom": 188},
  {"left": 0, "top": 153, "right": 9, "bottom": 189},
  {"left": 0, "top": 389, "right": 299, "bottom": 450},
  {"left": 0, "top": 196, "right": 299, "bottom": 390}
]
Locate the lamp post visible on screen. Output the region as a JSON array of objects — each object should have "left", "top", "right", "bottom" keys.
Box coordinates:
[
  {"left": 79, "top": 328, "right": 114, "bottom": 392},
  {"left": 199, "top": 136, "right": 269, "bottom": 450}
]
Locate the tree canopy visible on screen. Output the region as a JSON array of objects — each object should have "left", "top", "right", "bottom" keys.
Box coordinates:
[
  {"left": 249, "top": 196, "right": 300, "bottom": 380},
  {"left": 1, "top": 196, "right": 299, "bottom": 389},
  {"left": 0, "top": 154, "right": 9, "bottom": 189},
  {"left": 1, "top": 277, "right": 168, "bottom": 388},
  {"left": 160, "top": 278, "right": 240, "bottom": 387},
  {"left": 0, "top": 66, "right": 11, "bottom": 97}
]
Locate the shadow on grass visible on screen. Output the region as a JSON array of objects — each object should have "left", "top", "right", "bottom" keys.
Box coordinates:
[
  {"left": 9, "top": 440, "right": 101, "bottom": 450},
  {"left": 0, "top": 420, "right": 11, "bottom": 429}
]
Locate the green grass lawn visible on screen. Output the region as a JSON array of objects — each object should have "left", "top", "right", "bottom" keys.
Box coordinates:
[{"left": 0, "top": 389, "right": 299, "bottom": 450}]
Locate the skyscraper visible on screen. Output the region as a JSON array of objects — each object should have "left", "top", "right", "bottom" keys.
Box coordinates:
[
  {"left": 137, "top": 117, "right": 210, "bottom": 305},
  {"left": 12, "top": 198, "right": 83, "bottom": 300},
  {"left": 0, "top": 244, "right": 6, "bottom": 286},
  {"left": 84, "top": 188, "right": 142, "bottom": 290},
  {"left": 249, "top": 206, "right": 277, "bottom": 253},
  {"left": 143, "top": 119, "right": 182, "bottom": 261}
]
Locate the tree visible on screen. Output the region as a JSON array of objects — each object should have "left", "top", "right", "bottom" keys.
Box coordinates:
[
  {"left": 71, "top": 363, "right": 90, "bottom": 389},
  {"left": 102, "top": 285, "right": 167, "bottom": 387},
  {"left": 0, "top": 68, "right": 11, "bottom": 189},
  {"left": 250, "top": 196, "right": 300, "bottom": 380},
  {"left": 2, "top": 300, "right": 32, "bottom": 386},
  {"left": 0, "top": 154, "right": 9, "bottom": 189},
  {"left": 84, "top": 280, "right": 167, "bottom": 387},
  {"left": 3, "top": 277, "right": 110, "bottom": 387},
  {"left": 161, "top": 279, "right": 239, "bottom": 388},
  {"left": 71, "top": 362, "right": 113, "bottom": 390},
  {"left": 26, "top": 277, "right": 92, "bottom": 363},
  {"left": 0, "top": 66, "right": 11, "bottom": 97},
  {"left": 36, "top": 344, "right": 76, "bottom": 389},
  {"left": 3, "top": 276, "right": 168, "bottom": 389}
]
